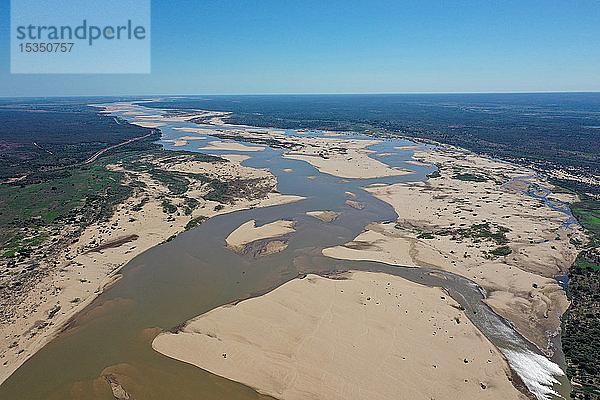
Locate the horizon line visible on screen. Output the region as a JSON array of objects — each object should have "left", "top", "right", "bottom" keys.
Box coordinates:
[{"left": 2, "top": 90, "right": 600, "bottom": 99}]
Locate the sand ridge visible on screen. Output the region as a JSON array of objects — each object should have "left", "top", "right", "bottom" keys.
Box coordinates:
[{"left": 283, "top": 137, "right": 414, "bottom": 178}]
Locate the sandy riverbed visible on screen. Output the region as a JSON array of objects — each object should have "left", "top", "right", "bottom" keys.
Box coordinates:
[
  {"left": 2, "top": 101, "right": 581, "bottom": 398},
  {"left": 283, "top": 139, "right": 413, "bottom": 178},
  {"left": 153, "top": 270, "right": 528, "bottom": 400},
  {"left": 162, "top": 135, "right": 206, "bottom": 146}
]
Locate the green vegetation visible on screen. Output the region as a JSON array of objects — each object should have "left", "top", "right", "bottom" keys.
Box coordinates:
[
  {"left": 182, "top": 197, "right": 200, "bottom": 215},
  {"left": 47, "top": 305, "right": 61, "bottom": 319},
  {"left": 185, "top": 216, "right": 207, "bottom": 231},
  {"left": 452, "top": 173, "right": 487, "bottom": 182},
  {"left": 131, "top": 196, "right": 149, "bottom": 212},
  {"left": 563, "top": 250, "right": 600, "bottom": 398},
  {"left": 0, "top": 102, "right": 171, "bottom": 307},
  {"left": 0, "top": 154, "right": 138, "bottom": 262},
  {"left": 572, "top": 200, "right": 600, "bottom": 240},
  {"left": 490, "top": 245, "right": 512, "bottom": 257},
  {"left": 0, "top": 99, "right": 165, "bottom": 265},
  {"left": 1, "top": 232, "right": 48, "bottom": 260},
  {"left": 575, "top": 259, "right": 600, "bottom": 273},
  {"left": 432, "top": 222, "right": 509, "bottom": 246},
  {"left": 161, "top": 199, "right": 178, "bottom": 214},
  {"left": 0, "top": 162, "right": 130, "bottom": 226},
  {"left": 563, "top": 195, "right": 600, "bottom": 399},
  {"left": 121, "top": 152, "right": 221, "bottom": 196}
]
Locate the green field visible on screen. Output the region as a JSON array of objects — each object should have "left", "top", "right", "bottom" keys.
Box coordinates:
[
  {"left": 0, "top": 163, "right": 129, "bottom": 227},
  {"left": 572, "top": 201, "right": 600, "bottom": 242},
  {"left": 0, "top": 153, "right": 138, "bottom": 261}
]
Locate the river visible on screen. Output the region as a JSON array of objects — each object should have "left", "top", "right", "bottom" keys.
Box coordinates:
[{"left": 0, "top": 104, "right": 570, "bottom": 400}]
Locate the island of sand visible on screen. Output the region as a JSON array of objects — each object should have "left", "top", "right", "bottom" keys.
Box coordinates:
[
  {"left": 153, "top": 271, "right": 528, "bottom": 400},
  {"left": 306, "top": 210, "right": 340, "bottom": 222},
  {"left": 282, "top": 138, "right": 413, "bottom": 179},
  {"left": 225, "top": 219, "right": 296, "bottom": 255}
]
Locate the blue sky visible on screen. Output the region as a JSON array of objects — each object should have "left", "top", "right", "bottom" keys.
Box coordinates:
[{"left": 1, "top": 0, "right": 599, "bottom": 96}]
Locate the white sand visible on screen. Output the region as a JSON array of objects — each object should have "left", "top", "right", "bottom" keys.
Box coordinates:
[
  {"left": 162, "top": 136, "right": 206, "bottom": 147},
  {"left": 284, "top": 152, "right": 412, "bottom": 179},
  {"left": 219, "top": 154, "right": 251, "bottom": 163},
  {"left": 199, "top": 140, "right": 265, "bottom": 152},
  {"left": 153, "top": 271, "right": 526, "bottom": 400},
  {"left": 323, "top": 223, "right": 450, "bottom": 269},
  {"left": 404, "top": 159, "right": 431, "bottom": 166},
  {"left": 130, "top": 121, "right": 166, "bottom": 128},
  {"left": 225, "top": 219, "right": 296, "bottom": 253}
]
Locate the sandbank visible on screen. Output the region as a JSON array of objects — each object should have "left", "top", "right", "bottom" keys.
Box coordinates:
[
  {"left": 199, "top": 140, "right": 265, "bottom": 152},
  {"left": 306, "top": 210, "right": 340, "bottom": 222},
  {"left": 153, "top": 271, "right": 527, "bottom": 400},
  {"left": 395, "top": 145, "right": 422, "bottom": 150},
  {"left": 345, "top": 199, "right": 364, "bottom": 209},
  {"left": 225, "top": 219, "right": 296, "bottom": 253}
]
